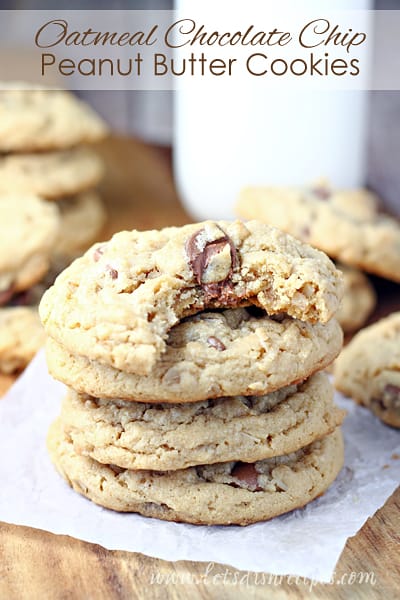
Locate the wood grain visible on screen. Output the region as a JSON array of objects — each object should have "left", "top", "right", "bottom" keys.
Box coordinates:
[{"left": 0, "top": 136, "right": 399, "bottom": 599}]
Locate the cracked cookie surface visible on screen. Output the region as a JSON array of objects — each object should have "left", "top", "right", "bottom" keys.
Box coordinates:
[
  {"left": 334, "top": 312, "right": 400, "bottom": 427},
  {"left": 0, "top": 147, "right": 104, "bottom": 199},
  {"left": 40, "top": 220, "right": 343, "bottom": 376},
  {"left": 46, "top": 308, "right": 342, "bottom": 401},
  {"left": 47, "top": 422, "right": 344, "bottom": 525},
  {"left": 0, "top": 84, "right": 108, "bottom": 151},
  {"left": 237, "top": 185, "right": 400, "bottom": 282},
  {"left": 60, "top": 372, "right": 345, "bottom": 471},
  {"left": 0, "top": 194, "right": 60, "bottom": 294}
]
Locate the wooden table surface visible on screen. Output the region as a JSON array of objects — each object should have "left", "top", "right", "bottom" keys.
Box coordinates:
[{"left": 0, "top": 137, "right": 399, "bottom": 600}]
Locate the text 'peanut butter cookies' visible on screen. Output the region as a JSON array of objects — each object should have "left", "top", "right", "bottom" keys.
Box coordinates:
[
  {"left": 237, "top": 185, "right": 400, "bottom": 282},
  {"left": 0, "top": 306, "right": 44, "bottom": 374},
  {"left": 39, "top": 221, "right": 343, "bottom": 376},
  {"left": 46, "top": 309, "right": 343, "bottom": 402},
  {"left": 0, "top": 147, "right": 104, "bottom": 199},
  {"left": 335, "top": 312, "right": 400, "bottom": 428},
  {"left": 0, "top": 84, "right": 108, "bottom": 152},
  {"left": 0, "top": 194, "right": 60, "bottom": 295},
  {"left": 61, "top": 372, "right": 345, "bottom": 471},
  {"left": 48, "top": 422, "right": 344, "bottom": 526}
]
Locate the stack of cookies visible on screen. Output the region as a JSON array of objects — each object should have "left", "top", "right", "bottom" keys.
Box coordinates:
[
  {"left": 0, "top": 84, "right": 108, "bottom": 258},
  {"left": 236, "top": 183, "right": 389, "bottom": 333},
  {"left": 40, "top": 221, "right": 345, "bottom": 525},
  {"left": 0, "top": 84, "right": 108, "bottom": 373}
]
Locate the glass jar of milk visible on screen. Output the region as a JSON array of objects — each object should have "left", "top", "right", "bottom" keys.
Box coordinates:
[{"left": 173, "top": 0, "right": 373, "bottom": 220}]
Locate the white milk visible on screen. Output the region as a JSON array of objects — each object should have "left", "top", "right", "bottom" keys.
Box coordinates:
[{"left": 173, "top": 0, "right": 372, "bottom": 220}]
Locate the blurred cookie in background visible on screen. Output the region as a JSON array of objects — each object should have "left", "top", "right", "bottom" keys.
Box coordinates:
[
  {"left": 336, "top": 264, "right": 376, "bottom": 334},
  {"left": 0, "top": 194, "right": 60, "bottom": 296},
  {"left": 0, "top": 147, "right": 104, "bottom": 199},
  {"left": 237, "top": 182, "right": 400, "bottom": 283},
  {"left": 55, "top": 192, "right": 107, "bottom": 258},
  {"left": 0, "top": 83, "right": 108, "bottom": 152},
  {"left": 335, "top": 312, "right": 400, "bottom": 428},
  {"left": 0, "top": 83, "right": 109, "bottom": 374},
  {"left": 0, "top": 306, "right": 45, "bottom": 374}
]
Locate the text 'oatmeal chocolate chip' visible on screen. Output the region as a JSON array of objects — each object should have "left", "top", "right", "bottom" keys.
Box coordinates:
[
  {"left": 186, "top": 224, "right": 237, "bottom": 285},
  {"left": 231, "top": 463, "right": 262, "bottom": 491},
  {"left": 207, "top": 336, "right": 226, "bottom": 351}
]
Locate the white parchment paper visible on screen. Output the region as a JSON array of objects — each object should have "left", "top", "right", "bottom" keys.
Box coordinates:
[{"left": 0, "top": 352, "right": 399, "bottom": 582}]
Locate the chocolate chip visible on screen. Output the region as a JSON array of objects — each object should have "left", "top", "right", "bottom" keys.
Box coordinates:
[
  {"left": 312, "top": 186, "right": 331, "bottom": 200},
  {"left": 300, "top": 225, "right": 311, "bottom": 239},
  {"left": 106, "top": 265, "right": 118, "bottom": 279},
  {"left": 108, "top": 464, "right": 124, "bottom": 475},
  {"left": 202, "top": 281, "right": 237, "bottom": 305},
  {"left": 93, "top": 246, "right": 105, "bottom": 262},
  {"left": 231, "top": 463, "right": 261, "bottom": 490},
  {"left": 240, "top": 397, "right": 256, "bottom": 409},
  {"left": 383, "top": 384, "right": 400, "bottom": 402},
  {"left": 380, "top": 384, "right": 400, "bottom": 412},
  {"left": 185, "top": 226, "right": 237, "bottom": 285},
  {"left": 0, "top": 285, "right": 15, "bottom": 306},
  {"left": 372, "top": 385, "right": 400, "bottom": 414},
  {"left": 9, "top": 290, "right": 31, "bottom": 307},
  {"left": 207, "top": 336, "right": 226, "bottom": 351},
  {"left": 245, "top": 306, "right": 265, "bottom": 319}
]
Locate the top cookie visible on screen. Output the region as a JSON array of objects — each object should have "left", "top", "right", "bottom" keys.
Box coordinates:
[
  {"left": 0, "top": 83, "right": 108, "bottom": 151},
  {"left": 0, "top": 194, "right": 60, "bottom": 294},
  {"left": 237, "top": 184, "right": 400, "bottom": 282},
  {"left": 39, "top": 220, "right": 343, "bottom": 375}
]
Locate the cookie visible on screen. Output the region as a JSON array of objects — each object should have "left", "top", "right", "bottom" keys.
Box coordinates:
[
  {"left": 0, "top": 83, "right": 108, "bottom": 152},
  {"left": 335, "top": 312, "right": 400, "bottom": 428},
  {"left": 0, "top": 257, "right": 72, "bottom": 374},
  {"left": 0, "top": 147, "right": 104, "bottom": 199},
  {"left": 7, "top": 255, "right": 73, "bottom": 310},
  {"left": 48, "top": 421, "right": 344, "bottom": 525},
  {"left": 336, "top": 264, "right": 376, "bottom": 333},
  {"left": 39, "top": 220, "right": 343, "bottom": 376},
  {"left": 60, "top": 372, "right": 345, "bottom": 471},
  {"left": 237, "top": 184, "right": 400, "bottom": 282},
  {"left": 0, "top": 307, "right": 45, "bottom": 373},
  {"left": 0, "top": 194, "right": 59, "bottom": 295},
  {"left": 45, "top": 309, "right": 342, "bottom": 402},
  {"left": 55, "top": 192, "right": 107, "bottom": 256}
]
